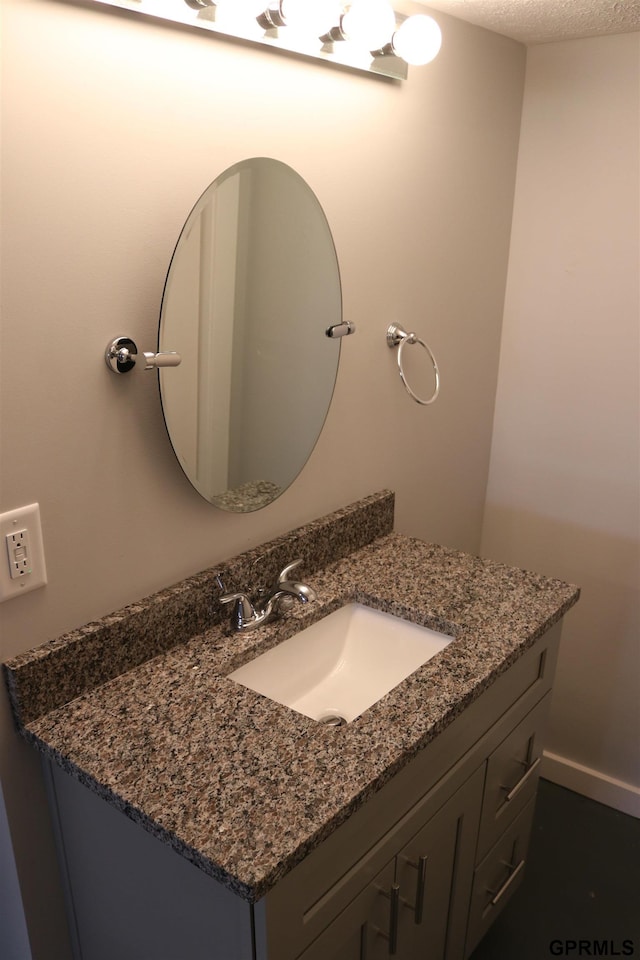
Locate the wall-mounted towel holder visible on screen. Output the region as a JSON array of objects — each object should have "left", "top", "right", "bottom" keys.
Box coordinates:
[{"left": 386, "top": 324, "right": 440, "bottom": 405}]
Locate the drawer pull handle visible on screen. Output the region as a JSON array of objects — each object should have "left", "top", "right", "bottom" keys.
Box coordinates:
[
  {"left": 403, "top": 855, "right": 428, "bottom": 923},
  {"left": 375, "top": 883, "right": 401, "bottom": 955},
  {"left": 503, "top": 756, "right": 541, "bottom": 802},
  {"left": 488, "top": 858, "right": 526, "bottom": 906}
]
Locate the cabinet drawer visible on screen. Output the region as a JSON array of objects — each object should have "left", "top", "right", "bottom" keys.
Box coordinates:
[
  {"left": 476, "top": 694, "right": 550, "bottom": 862},
  {"left": 465, "top": 798, "right": 536, "bottom": 958}
]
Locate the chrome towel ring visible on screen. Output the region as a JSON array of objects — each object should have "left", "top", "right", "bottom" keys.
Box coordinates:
[{"left": 386, "top": 324, "right": 440, "bottom": 405}]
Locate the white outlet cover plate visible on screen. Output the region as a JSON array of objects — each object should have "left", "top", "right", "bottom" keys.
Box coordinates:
[{"left": 0, "top": 503, "right": 48, "bottom": 601}]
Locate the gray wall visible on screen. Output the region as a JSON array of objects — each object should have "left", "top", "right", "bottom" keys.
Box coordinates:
[
  {"left": 481, "top": 32, "right": 640, "bottom": 815},
  {"left": 0, "top": 2, "right": 525, "bottom": 956}
]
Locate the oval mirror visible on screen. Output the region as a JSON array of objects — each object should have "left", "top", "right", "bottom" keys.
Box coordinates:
[{"left": 158, "top": 158, "right": 343, "bottom": 512}]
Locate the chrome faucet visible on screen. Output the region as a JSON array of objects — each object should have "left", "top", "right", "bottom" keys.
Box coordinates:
[{"left": 219, "top": 559, "right": 316, "bottom": 632}]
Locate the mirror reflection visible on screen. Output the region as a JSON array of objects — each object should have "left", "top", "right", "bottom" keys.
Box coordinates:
[{"left": 159, "top": 158, "right": 342, "bottom": 512}]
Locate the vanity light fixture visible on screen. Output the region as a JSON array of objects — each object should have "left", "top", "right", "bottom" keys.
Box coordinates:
[
  {"left": 76, "top": 0, "right": 442, "bottom": 81},
  {"left": 257, "top": 0, "right": 342, "bottom": 36}
]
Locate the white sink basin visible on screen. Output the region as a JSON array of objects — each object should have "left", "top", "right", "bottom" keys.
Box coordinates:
[{"left": 228, "top": 603, "right": 453, "bottom": 724}]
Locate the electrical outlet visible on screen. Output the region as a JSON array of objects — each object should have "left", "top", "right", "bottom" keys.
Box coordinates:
[
  {"left": 7, "top": 528, "right": 32, "bottom": 579},
  {"left": 0, "top": 503, "right": 47, "bottom": 602}
]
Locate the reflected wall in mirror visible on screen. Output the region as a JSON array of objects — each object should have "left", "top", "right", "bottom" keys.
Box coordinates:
[{"left": 159, "top": 158, "right": 343, "bottom": 512}]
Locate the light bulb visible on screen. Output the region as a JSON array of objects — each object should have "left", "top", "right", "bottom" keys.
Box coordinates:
[
  {"left": 340, "top": 0, "right": 396, "bottom": 50},
  {"left": 391, "top": 15, "right": 441, "bottom": 65}
]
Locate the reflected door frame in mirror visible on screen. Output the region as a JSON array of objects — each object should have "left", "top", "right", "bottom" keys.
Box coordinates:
[{"left": 159, "top": 158, "right": 344, "bottom": 513}]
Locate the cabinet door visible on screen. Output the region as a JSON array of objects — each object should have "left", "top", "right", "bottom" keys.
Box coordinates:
[
  {"left": 395, "top": 766, "right": 484, "bottom": 960},
  {"left": 296, "top": 859, "right": 397, "bottom": 960}
]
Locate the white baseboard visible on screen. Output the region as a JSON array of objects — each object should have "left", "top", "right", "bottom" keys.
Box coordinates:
[{"left": 541, "top": 750, "right": 640, "bottom": 818}]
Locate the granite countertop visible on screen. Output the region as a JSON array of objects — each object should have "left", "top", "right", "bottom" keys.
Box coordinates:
[{"left": 3, "top": 491, "right": 579, "bottom": 903}]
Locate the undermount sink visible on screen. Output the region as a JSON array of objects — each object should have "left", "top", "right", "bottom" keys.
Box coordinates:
[{"left": 228, "top": 603, "right": 453, "bottom": 724}]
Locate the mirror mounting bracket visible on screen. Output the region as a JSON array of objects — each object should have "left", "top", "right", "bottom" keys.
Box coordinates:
[
  {"left": 105, "top": 336, "right": 182, "bottom": 374},
  {"left": 326, "top": 321, "right": 356, "bottom": 339}
]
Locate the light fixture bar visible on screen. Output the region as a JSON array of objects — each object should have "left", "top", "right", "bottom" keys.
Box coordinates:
[{"left": 77, "top": 0, "right": 443, "bottom": 80}]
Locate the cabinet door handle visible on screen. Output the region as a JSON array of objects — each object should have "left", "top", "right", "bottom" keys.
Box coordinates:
[
  {"left": 415, "top": 855, "right": 428, "bottom": 924},
  {"left": 375, "top": 883, "right": 400, "bottom": 955},
  {"left": 404, "top": 855, "right": 428, "bottom": 924},
  {"left": 488, "top": 858, "right": 525, "bottom": 906},
  {"left": 503, "top": 756, "right": 541, "bottom": 802},
  {"left": 388, "top": 882, "right": 400, "bottom": 955}
]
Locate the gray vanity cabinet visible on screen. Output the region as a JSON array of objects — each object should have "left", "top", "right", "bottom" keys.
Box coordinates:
[
  {"left": 46, "top": 622, "right": 561, "bottom": 960},
  {"left": 259, "top": 622, "right": 559, "bottom": 960}
]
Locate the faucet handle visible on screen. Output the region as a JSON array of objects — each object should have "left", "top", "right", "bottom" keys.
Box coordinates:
[
  {"left": 219, "top": 592, "right": 256, "bottom": 630},
  {"left": 273, "top": 559, "right": 317, "bottom": 606},
  {"left": 277, "top": 559, "right": 303, "bottom": 584},
  {"left": 220, "top": 590, "right": 248, "bottom": 603}
]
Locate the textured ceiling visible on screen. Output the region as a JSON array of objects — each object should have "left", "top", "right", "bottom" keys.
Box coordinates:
[{"left": 414, "top": 0, "right": 640, "bottom": 44}]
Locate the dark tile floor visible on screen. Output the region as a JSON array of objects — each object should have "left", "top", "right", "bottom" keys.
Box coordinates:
[{"left": 469, "top": 779, "right": 640, "bottom": 960}]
